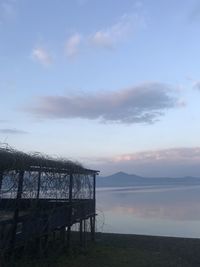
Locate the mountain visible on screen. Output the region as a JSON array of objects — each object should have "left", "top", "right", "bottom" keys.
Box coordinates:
[{"left": 97, "top": 172, "right": 200, "bottom": 187}]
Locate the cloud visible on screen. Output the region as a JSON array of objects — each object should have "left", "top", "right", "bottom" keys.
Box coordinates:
[
  {"left": 65, "top": 34, "right": 81, "bottom": 59},
  {"left": 27, "top": 82, "right": 177, "bottom": 124},
  {"left": 64, "top": 13, "right": 139, "bottom": 58},
  {"left": 185, "top": 77, "right": 200, "bottom": 91},
  {"left": 112, "top": 148, "right": 200, "bottom": 163},
  {"left": 31, "top": 47, "right": 52, "bottom": 66},
  {"left": 90, "top": 147, "right": 200, "bottom": 177},
  {"left": 90, "top": 13, "right": 144, "bottom": 49},
  {"left": 177, "top": 98, "right": 187, "bottom": 107},
  {"left": 0, "top": 128, "right": 28, "bottom": 134}
]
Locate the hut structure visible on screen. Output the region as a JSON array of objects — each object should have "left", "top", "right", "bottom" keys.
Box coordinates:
[{"left": 0, "top": 145, "right": 98, "bottom": 254}]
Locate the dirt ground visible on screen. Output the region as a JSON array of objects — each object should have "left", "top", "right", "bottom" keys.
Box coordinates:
[{"left": 5, "top": 233, "right": 200, "bottom": 267}]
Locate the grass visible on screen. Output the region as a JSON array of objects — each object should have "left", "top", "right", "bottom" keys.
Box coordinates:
[{"left": 4, "top": 233, "right": 200, "bottom": 267}]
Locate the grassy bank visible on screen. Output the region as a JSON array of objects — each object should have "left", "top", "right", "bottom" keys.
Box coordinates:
[{"left": 6, "top": 233, "right": 200, "bottom": 267}]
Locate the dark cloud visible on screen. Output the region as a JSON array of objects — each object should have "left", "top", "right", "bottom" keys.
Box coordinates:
[
  {"left": 0, "top": 128, "right": 28, "bottom": 135},
  {"left": 27, "top": 82, "right": 177, "bottom": 124}
]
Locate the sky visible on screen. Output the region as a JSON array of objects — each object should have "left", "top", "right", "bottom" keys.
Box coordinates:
[{"left": 1, "top": 0, "right": 200, "bottom": 177}]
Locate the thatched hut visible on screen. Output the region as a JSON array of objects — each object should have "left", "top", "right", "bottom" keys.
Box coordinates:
[{"left": 0, "top": 145, "right": 99, "bottom": 253}]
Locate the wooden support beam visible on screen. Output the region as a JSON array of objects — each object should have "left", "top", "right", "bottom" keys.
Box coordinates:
[
  {"left": 83, "top": 219, "right": 87, "bottom": 248},
  {"left": 36, "top": 170, "right": 41, "bottom": 199},
  {"left": 69, "top": 173, "right": 73, "bottom": 201},
  {"left": 60, "top": 226, "right": 66, "bottom": 244},
  {"left": 90, "top": 216, "right": 95, "bottom": 241},
  {"left": 67, "top": 173, "right": 73, "bottom": 248},
  {"left": 79, "top": 220, "right": 83, "bottom": 246},
  {"left": 28, "top": 166, "right": 98, "bottom": 176},
  {"left": 92, "top": 173, "right": 96, "bottom": 241},
  {"left": 93, "top": 173, "right": 96, "bottom": 202},
  {"left": 0, "top": 171, "right": 3, "bottom": 194},
  {"left": 10, "top": 170, "right": 24, "bottom": 250}
]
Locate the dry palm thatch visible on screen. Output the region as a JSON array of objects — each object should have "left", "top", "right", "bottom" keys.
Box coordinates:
[{"left": 0, "top": 144, "right": 97, "bottom": 175}]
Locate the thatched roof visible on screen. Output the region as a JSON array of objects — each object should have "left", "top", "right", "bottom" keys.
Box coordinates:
[{"left": 0, "top": 145, "right": 98, "bottom": 175}]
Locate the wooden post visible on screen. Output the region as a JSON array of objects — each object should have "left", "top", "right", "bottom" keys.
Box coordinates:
[
  {"left": 83, "top": 219, "right": 87, "bottom": 248},
  {"left": 69, "top": 173, "right": 73, "bottom": 202},
  {"left": 79, "top": 219, "right": 83, "bottom": 246},
  {"left": 10, "top": 170, "right": 24, "bottom": 250},
  {"left": 91, "top": 173, "right": 96, "bottom": 241},
  {"left": 60, "top": 225, "right": 65, "bottom": 243},
  {"left": 90, "top": 216, "right": 95, "bottom": 241},
  {"left": 67, "top": 173, "right": 73, "bottom": 247},
  {"left": 0, "top": 171, "right": 3, "bottom": 196},
  {"left": 35, "top": 170, "right": 42, "bottom": 254},
  {"left": 36, "top": 170, "right": 41, "bottom": 199}
]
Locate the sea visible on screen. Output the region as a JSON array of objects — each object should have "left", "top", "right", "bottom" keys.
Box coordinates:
[{"left": 96, "top": 184, "right": 200, "bottom": 238}]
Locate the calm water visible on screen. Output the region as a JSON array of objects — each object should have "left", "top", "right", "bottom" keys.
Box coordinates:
[{"left": 96, "top": 185, "right": 200, "bottom": 238}]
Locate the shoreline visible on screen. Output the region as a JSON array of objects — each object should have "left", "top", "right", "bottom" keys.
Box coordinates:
[{"left": 97, "top": 231, "right": 200, "bottom": 240}]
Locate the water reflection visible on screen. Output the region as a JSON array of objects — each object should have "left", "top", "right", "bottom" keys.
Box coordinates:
[{"left": 96, "top": 185, "right": 200, "bottom": 238}]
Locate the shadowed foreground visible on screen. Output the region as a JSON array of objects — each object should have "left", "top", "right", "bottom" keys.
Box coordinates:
[{"left": 9, "top": 233, "right": 200, "bottom": 267}]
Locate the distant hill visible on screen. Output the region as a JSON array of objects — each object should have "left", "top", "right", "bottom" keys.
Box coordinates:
[{"left": 97, "top": 172, "right": 200, "bottom": 187}]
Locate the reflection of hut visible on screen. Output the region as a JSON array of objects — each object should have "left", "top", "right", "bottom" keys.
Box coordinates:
[{"left": 0, "top": 145, "right": 99, "bottom": 253}]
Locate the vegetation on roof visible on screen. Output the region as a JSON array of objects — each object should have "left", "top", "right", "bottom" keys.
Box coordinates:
[{"left": 0, "top": 144, "right": 97, "bottom": 174}]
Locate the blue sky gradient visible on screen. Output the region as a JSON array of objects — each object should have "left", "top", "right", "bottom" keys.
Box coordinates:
[{"left": 1, "top": 0, "right": 200, "bottom": 176}]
